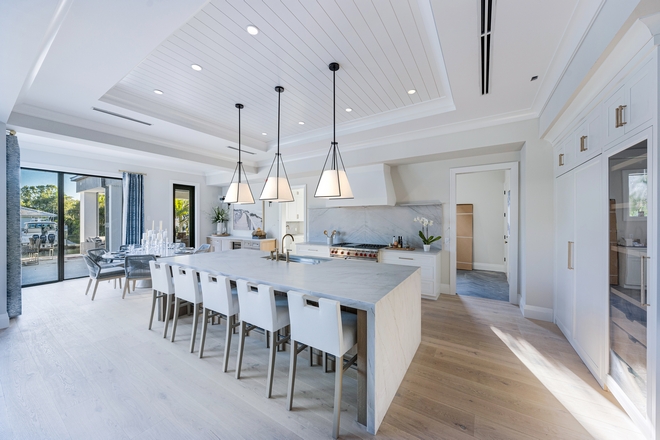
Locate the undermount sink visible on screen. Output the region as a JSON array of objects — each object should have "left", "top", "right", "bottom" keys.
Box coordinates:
[{"left": 262, "top": 255, "right": 332, "bottom": 265}]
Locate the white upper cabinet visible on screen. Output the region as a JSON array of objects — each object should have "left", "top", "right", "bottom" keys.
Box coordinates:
[
  {"left": 603, "top": 59, "right": 654, "bottom": 147},
  {"left": 554, "top": 136, "right": 573, "bottom": 178},
  {"left": 285, "top": 188, "right": 305, "bottom": 222}
]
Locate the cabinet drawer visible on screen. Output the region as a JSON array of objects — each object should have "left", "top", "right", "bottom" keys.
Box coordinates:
[
  {"left": 381, "top": 253, "right": 433, "bottom": 268},
  {"left": 242, "top": 240, "right": 261, "bottom": 250},
  {"left": 295, "top": 245, "right": 330, "bottom": 257}
]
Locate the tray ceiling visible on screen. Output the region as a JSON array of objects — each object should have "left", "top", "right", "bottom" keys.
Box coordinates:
[{"left": 100, "top": 0, "right": 452, "bottom": 145}]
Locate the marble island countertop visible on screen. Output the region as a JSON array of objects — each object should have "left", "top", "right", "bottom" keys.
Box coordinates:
[{"left": 167, "top": 249, "right": 419, "bottom": 310}]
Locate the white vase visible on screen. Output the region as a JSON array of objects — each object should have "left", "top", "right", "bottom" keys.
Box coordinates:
[{"left": 423, "top": 244, "right": 431, "bottom": 252}]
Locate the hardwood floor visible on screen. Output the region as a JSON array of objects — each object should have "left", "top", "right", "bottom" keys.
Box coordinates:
[{"left": 0, "top": 278, "right": 643, "bottom": 439}]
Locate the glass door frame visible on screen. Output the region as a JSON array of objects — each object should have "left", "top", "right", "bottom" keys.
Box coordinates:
[
  {"left": 603, "top": 126, "right": 657, "bottom": 437},
  {"left": 20, "top": 167, "right": 122, "bottom": 287},
  {"left": 172, "top": 183, "right": 196, "bottom": 248}
]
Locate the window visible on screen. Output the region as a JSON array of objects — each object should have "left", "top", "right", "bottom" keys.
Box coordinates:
[{"left": 624, "top": 169, "right": 647, "bottom": 220}]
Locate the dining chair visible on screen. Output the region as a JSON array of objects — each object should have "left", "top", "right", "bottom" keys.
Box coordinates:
[
  {"left": 198, "top": 272, "right": 240, "bottom": 371},
  {"left": 170, "top": 264, "right": 204, "bottom": 353},
  {"left": 148, "top": 260, "right": 177, "bottom": 337},
  {"left": 83, "top": 255, "right": 126, "bottom": 301},
  {"left": 235, "top": 279, "right": 290, "bottom": 398},
  {"left": 286, "top": 290, "right": 358, "bottom": 439},
  {"left": 193, "top": 244, "right": 211, "bottom": 254},
  {"left": 123, "top": 255, "right": 156, "bottom": 299}
]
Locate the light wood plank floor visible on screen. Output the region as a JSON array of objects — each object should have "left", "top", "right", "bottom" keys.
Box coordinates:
[{"left": 0, "top": 278, "right": 644, "bottom": 439}]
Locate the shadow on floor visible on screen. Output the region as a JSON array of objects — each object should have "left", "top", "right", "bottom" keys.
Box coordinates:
[{"left": 456, "top": 269, "right": 509, "bottom": 301}]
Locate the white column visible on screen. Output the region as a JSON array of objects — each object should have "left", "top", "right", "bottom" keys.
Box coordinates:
[
  {"left": 106, "top": 184, "right": 122, "bottom": 251},
  {"left": 79, "top": 191, "right": 99, "bottom": 245}
]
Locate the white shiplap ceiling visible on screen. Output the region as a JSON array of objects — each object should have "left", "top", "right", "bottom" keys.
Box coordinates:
[{"left": 100, "top": 0, "right": 452, "bottom": 146}]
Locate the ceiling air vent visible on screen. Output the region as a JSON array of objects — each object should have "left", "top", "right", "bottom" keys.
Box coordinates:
[
  {"left": 92, "top": 107, "right": 152, "bottom": 126},
  {"left": 480, "top": 0, "right": 495, "bottom": 95}
]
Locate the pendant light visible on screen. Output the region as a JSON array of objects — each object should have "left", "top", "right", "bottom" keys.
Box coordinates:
[
  {"left": 260, "top": 86, "right": 294, "bottom": 202},
  {"left": 315, "top": 62, "right": 353, "bottom": 199},
  {"left": 225, "top": 103, "right": 255, "bottom": 204}
]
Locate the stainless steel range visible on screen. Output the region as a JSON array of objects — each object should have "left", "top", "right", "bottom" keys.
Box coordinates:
[{"left": 329, "top": 243, "right": 388, "bottom": 261}]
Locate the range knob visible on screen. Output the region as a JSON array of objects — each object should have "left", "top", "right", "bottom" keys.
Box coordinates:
[{"left": 340, "top": 251, "right": 344, "bottom": 255}]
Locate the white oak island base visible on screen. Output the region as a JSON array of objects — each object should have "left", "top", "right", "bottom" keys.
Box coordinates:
[{"left": 166, "top": 250, "right": 421, "bottom": 434}]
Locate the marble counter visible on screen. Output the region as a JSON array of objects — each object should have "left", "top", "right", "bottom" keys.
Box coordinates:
[{"left": 166, "top": 249, "right": 421, "bottom": 434}]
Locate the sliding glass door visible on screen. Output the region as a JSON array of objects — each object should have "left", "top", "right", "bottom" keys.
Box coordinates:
[{"left": 20, "top": 169, "right": 122, "bottom": 286}]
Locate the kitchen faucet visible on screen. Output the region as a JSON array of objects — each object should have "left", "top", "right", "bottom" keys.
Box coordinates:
[{"left": 282, "top": 234, "right": 295, "bottom": 262}]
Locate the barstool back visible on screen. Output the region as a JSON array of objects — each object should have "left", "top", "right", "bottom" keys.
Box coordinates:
[
  {"left": 149, "top": 261, "right": 175, "bottom": 294},
  {"left": 236, "top": 279, "right": 280, "bottom": 332},
  {"left": 199, "top": 272, "right": 238, "bottom": 317},
  {"left": 287, "top": 291, "right": 352, "bottom": 357},
  {"left": 171, "top": 264, "right": 203, "bottom": 305}
]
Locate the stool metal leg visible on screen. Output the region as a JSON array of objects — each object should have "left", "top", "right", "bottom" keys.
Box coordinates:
[
  {"left": 223, "top": 315, "right": 233, "bottom": 372},
  {"left": 332, "top": 359, "right": 344, "bottom": 439},
  {"left": 235, "top": 320, "right": 247, "bottom": 379},
  {"left": 190, "top": 304, "right": 200, "bottom": 353},
  {"left": 170, "top": 297, "right": 181, "bottom": 342},
  {"left": 266, "top": 330, "right": 277, "bottom": 398},
  {"left": 163, "top": 294, "right": 173, "bottom": 338},
  {"left": 199, "top": 307, "right": 209, "bottom": 358},
  {"left": 287, "top": 340, "right": 298, "bottom": 410}
]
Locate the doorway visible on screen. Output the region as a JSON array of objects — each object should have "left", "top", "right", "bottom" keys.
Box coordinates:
[
  {"left": 449, "top": 162, "right": 519, "bottom": 303},
  {"left": 173, "top": 184, "right": 195, "bottom": 248}
]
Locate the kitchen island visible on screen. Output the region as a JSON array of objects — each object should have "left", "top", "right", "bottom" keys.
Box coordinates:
[{"left": 167, "top": 249, "right": 421, "bottom": 434}]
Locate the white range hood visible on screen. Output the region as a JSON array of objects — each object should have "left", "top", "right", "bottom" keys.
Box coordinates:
[{"left": 324, "top": 163, "right": 396, "bottom": 207}]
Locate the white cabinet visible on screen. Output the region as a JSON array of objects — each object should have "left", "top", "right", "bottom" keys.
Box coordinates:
[
  {"left": 241, "top": 239, "right": 276, "bottom": 251},
  {"left": 554, "top": 156, "right": 606, "bottom": 381},
  {"left": 208, "top": 236, "right": 225, "bottom": 252},
  {"left": 285, "top": 188, "right": 305, "bottom": 222},
  {"left": 294, "top": 243, "right": 330, "bottom": 257},
  {"left": 379, "top": 250, "right": 441, "bottom": 300},
  {"left": 555, "top": 106, "right": 603, "bottom": 179},
  {"left": 553, "top": 137, "right": 573, "bottom": 177},
  {"left": 554, "top": 171, "right": 575, "bottom": 338},
  {"left": 207, "top": 236, "right": 275, "bottom": 252},
  {"left": 603, "top": 59, "right": 654, "bottom": 147}
]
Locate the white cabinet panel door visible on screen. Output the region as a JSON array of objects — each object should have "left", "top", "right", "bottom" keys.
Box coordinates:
[
  {"left": 555, "top": 171, "right": 575, "bottom": 337},
  {"left": 574, "top": 157, "right": 605, "bottom": 371}
]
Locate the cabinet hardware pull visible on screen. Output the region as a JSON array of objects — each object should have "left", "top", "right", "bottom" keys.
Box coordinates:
[
  {"left": 558, "top": 153, "right": 564, "bottom": 167},
  {"left": 580, "top": 135, "right": 588, "bottom": 152},
  {"left": 615, "top": 106, "right": 620, "bottom": 128},
  {"left": 619, "top": 105, "right": 627, "bottom": 126},
  {"left": 567, "top": 241, "right": 574, "bottom": 270},
  {"left": 399, "top": 257, "right": 414, "bottom": 260},
  {"left": 641, "top": 255, "right": 649, "bottom": 306}
]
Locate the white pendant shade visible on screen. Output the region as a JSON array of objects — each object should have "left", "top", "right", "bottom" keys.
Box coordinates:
[
  {"left": 225, "top": 182, "right": 255, "bottom": 204},
  {"left": 315, "top": 169, "right": 353, "bottom": 199},
  {"left": 261, "top": 176, "right": 294, "bottom": 202}
]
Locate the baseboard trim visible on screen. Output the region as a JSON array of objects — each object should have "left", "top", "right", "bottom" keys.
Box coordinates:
[
  {"left": 472, "top": 263, "right": 506, "bottom": 273},
  {"left": 522, "top": 304, "right": 553, "bottom": 322},
  {"left": 0, "top": 312, "right": 9, "bottom": 329}
]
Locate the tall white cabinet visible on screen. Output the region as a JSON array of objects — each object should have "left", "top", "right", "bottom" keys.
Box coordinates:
[{"left": 553, "top": 48, "right": 657, "bottom": 438}]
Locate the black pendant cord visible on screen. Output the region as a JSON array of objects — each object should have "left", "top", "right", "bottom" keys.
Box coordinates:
[
  {"left": 238, "top": 105, "right": 242, "bottom": 183},
  {"left": 332, "top": 67, "right": 336, "bottom": 170},
  {"left": 277, "top": 87, "right": 281, "bottom": 179}
]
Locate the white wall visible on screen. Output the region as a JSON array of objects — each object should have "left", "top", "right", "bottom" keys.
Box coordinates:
[
  {"left": 20, "top": 148, "right": 222, "bottom": 247},
  {"left": 456, "top": 170, "right": 506, "bottom": 272}
]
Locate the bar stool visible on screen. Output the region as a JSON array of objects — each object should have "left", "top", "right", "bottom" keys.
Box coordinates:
[
  {"left": 235, "top": 279, "right": 290, "bottom": 398},
  {"left": 198, "top": 272, "right": 240, "bottom": 372},
  {"left": 170, "top": 265, "right": 204, "bottom": 353},
  {"left": 286, "top": 290, "right": 357, "bottom": 439},
  {"left": 148, "top": 260, "right": 176, "bottom": 336}
]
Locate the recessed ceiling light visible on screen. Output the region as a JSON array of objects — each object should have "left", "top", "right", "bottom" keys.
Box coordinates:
[
  {"left": 298, "top": 121, "right": 305, "bottom": 125},
  {"left": 153, "top": 89, "right": 163, "bottom": 95},
  {"left": 345, "top": 108, "right": 352, "bottom": 112},
  {"left": 191, "top": 64, "right": 202, "bottom": 71},
  {"left": 262, "top": 132, "right": 267, "bottom": 136},
  {"left": 531, "top": 76, "right": 538, "bottom": 81},
  {"left": 246, "top": 25, "right": 259, "bottom": 35},
  {"left": 407, "top": 89, "right": 416, "bottom": 95}
]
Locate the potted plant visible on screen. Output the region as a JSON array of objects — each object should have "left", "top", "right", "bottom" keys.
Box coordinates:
[
  {"left": 414, "top": 216, "right": 441, "bottom": 251},
  {"left": 211, "top": 206, "right": 229, "bottom": 236}
]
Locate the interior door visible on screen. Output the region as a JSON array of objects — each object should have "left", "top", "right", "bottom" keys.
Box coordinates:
[
  {"left": 456, "top": 204, "right": 473, "bottom": 270},
  {"left": 608, "top": 139, "right": 649, "bottom": 416}
]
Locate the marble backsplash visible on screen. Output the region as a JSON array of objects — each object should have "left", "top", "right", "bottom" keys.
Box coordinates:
[{"left": 308, "top": 204, "right": 443, "bottom": 250}]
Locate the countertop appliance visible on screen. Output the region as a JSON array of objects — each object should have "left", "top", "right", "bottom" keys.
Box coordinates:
[{"left": 330, "top": 243, "right": 387, "bottom": 261}]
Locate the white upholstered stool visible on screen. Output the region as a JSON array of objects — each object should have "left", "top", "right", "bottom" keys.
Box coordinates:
[
  {"left": 198, "top": 272, "right": 240, "bottom": 372},
  {"left": 235, "top": 279, "right": 290, "bottom": 398},
  {"left": 286, "top": 290, "right": 357, "bottom": 439},
  {"left": 170, "top": 265, "right": 204, "bottom": 353},
  {"left": 148, "top": 260, "right": 176, "bottom": 336}
]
